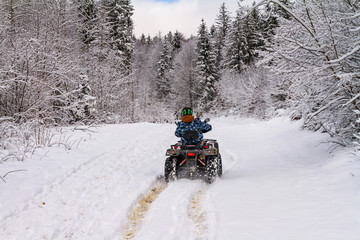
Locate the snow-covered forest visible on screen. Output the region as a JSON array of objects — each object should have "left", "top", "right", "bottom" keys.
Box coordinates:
[
  {"left": 1, "top": 1, "right": 360, "bottom": 239},
  {"left": 0, "top": 0, "right": 359, "bottom": 161}
]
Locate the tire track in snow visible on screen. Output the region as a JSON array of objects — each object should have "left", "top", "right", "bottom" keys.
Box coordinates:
[
  {"left": 127, "top": 180, "right": 216, "bottom": 240},
  {"left": 0, "top": 152, "right": 107, "bottom": 225},
  {"left": 188, "top": 189, "right": 213, "bottom": 240},
  {"left": 0, "top": 151, "right": 135, "bottom": 239},
  {"left": 188, "top": 182, "right": 218, "bottom": 240},
  {"left": 121, "top": 178, "right": 167, "bottom": 239}
]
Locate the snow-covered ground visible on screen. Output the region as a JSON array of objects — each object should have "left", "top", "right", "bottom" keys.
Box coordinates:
[{"left": 0, "top": 117, "right": 359, "bottom": 240}]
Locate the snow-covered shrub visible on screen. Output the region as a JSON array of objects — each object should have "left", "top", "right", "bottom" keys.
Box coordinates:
[
  {"left": 0, "top": 118, "right": 41, "bottom": 162},
  {"left": 265, "top": 0, "right": 360, "bottom": 146},
  {"left": 0, "top": 118, "right": 91, "bottom": 163},
  {"left": 219, "top": 65, "right": 288, "bottom": 119}
]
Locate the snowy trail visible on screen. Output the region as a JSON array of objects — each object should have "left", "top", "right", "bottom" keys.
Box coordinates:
[
  {"left": 0, "top": 123, "right": 174, "bottom": 240},
  {"left": 0, "top": 151, "right": 141, "bottom": 239},
  {"left": 210, "top": 118, "right": 360, "bottom": 240},
  {"left": 1, "top": 118, "right": 359, "bottom": 240},
  {"left": 131, "top": 180, "right": 216, "bottom": 240},
  {"left": 121, "top": 178, "right": 167, "bottom": 239}
]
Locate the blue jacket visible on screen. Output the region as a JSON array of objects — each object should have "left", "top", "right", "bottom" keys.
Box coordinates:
[{"left": 175, "top": 118, "right": 212, "bottom": 145}]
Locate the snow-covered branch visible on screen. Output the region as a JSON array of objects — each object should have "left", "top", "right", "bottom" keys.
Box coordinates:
[{"left": 327, "top": 45, "right": 360, "bottom": 64}]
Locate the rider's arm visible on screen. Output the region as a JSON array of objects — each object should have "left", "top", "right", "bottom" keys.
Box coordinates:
[
  {"left": 175, "top": 123, "right": 183, "bottom": 137},
  {"left": 195, "top": 118, "right": 211, "bottom": 133},
  {"left": 200, "top": 119, "right": 211, "bottom": 133},
  {"left": 201, "top": 122, "right": 212, "bottom": 133}
]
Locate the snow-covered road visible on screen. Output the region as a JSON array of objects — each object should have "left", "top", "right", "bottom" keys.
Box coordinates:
[{"left": 1, "top": 118, "right": 359, "bottom": 240}]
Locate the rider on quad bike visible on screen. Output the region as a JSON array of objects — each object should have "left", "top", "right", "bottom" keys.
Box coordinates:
[
  {"left": 175, "top": 107, "right": 212, "bottom": 145},
  {"left": 164, "top": 107, "right": 222, "bottom": 183}
]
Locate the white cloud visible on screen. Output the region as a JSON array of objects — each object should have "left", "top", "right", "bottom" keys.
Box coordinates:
[{"left": 132, "top": 0, "right": 258, "bottom": 38}]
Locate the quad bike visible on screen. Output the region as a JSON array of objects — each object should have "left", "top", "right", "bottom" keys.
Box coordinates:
[{"left": 164, "top": 122, "right": 222, "bottom": 184}]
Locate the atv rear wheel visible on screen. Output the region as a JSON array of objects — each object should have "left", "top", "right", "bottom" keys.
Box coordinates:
[
  {"left": 204, "top": 157, "right": 217, "bottom": 184},
  {"left": 164, "top": 157, "right": 177, "bottom": 183},
  {"left": 217, "top": 154, "right": 223, "bottom": 177}
]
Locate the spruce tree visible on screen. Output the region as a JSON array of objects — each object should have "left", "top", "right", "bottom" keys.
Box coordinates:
[
  {"left": 243, "top": 3, "right": 264, "bottom": 63},
  {"left": 210, "top": 24, "right": 216, "bottom": 37},
  {"left": 156, "top": 37, "right": 172, "bottom": 101},
  {"left": 166, "top": 31, "right": 173, "bottom": 47},
  {"left": 215, "top": 3, "right": 231, "bottom": 45},
  {"left": 224, "top": 3, "right": 264, "bottom": 73},
  {"left": 74, "top": 0, "right": 97, "bottom": 51},
  {"left": 224, "top": 9, "right": 247, "bottom": 73},
  {"left": 70, "top": 74, "right": 96, "bottom": 122},
  {"left": 195, "top": 19, "right": 219, "bottom": 111},
  {"left": 262, "top": 0, "right": 292, "bottom": 44},
  {"left": 172, "top": 30, "right": 183, "bottom": 53},
  {"left": 139, "top": 33, "right": 146, "bottom": 44},
  {"left": 146, "top": 34, "right": 152, "bottom": 45},
  {"left": 104, "top": 0, "right": 134, "bottom": 75},
  {"left": 214, "top": 2, "right": 231, "bottom": 69}
]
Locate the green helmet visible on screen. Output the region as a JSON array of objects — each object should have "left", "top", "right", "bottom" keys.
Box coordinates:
[{"left": 181, "top": 107, "right": 193, "bottom": 117}]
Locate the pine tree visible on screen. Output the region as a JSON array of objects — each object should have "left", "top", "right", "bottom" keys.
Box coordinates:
[
  {"left": 166, "top": 31, "right": 173, "bottom": 47},
  {"left": 139, "top": 33, "right": 146, "bottom": 44},
  {"left": 74, "top": 0, "right": 97, "bottom": 51},
  {"left": 224, "top": 3, "right": 264, "bottom": 73},
  {"left": 146, "top": 34, "right": 152, "bottom": 45},
  {"left": 273, "top": 0, "right": 293, "bottom": 20},
  {"left": 210, "top": 24, "right": 216, "bottom": 37},
  {"left": 195, "top": 19, "right": 219, "bottom": 111},
  {"left": 69, "top": 74, "right": 96, "bottom": 122},
  {"left": 224, "top": 9, "right": 247, "bottom": 73},
  {"left": 172, "top": 30, "right": 184, "bottom": 53},
  {"left": 214, "top": 2, "right": 231, "bottom": 68},
  {"left": 104, "top": 0, "right": 134, "bottom": 75},
  {"left": 262, "top": 0, "right": 292, "bottom": 44},
  {"left": 215, "top": 2, "right": 231, "bottom": 44},
  {"left": 243, "top": 3, "right": 264, "bottom": 62},
  {"left": 156, "top": 37, "right": 172, "bottom": 101}
]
